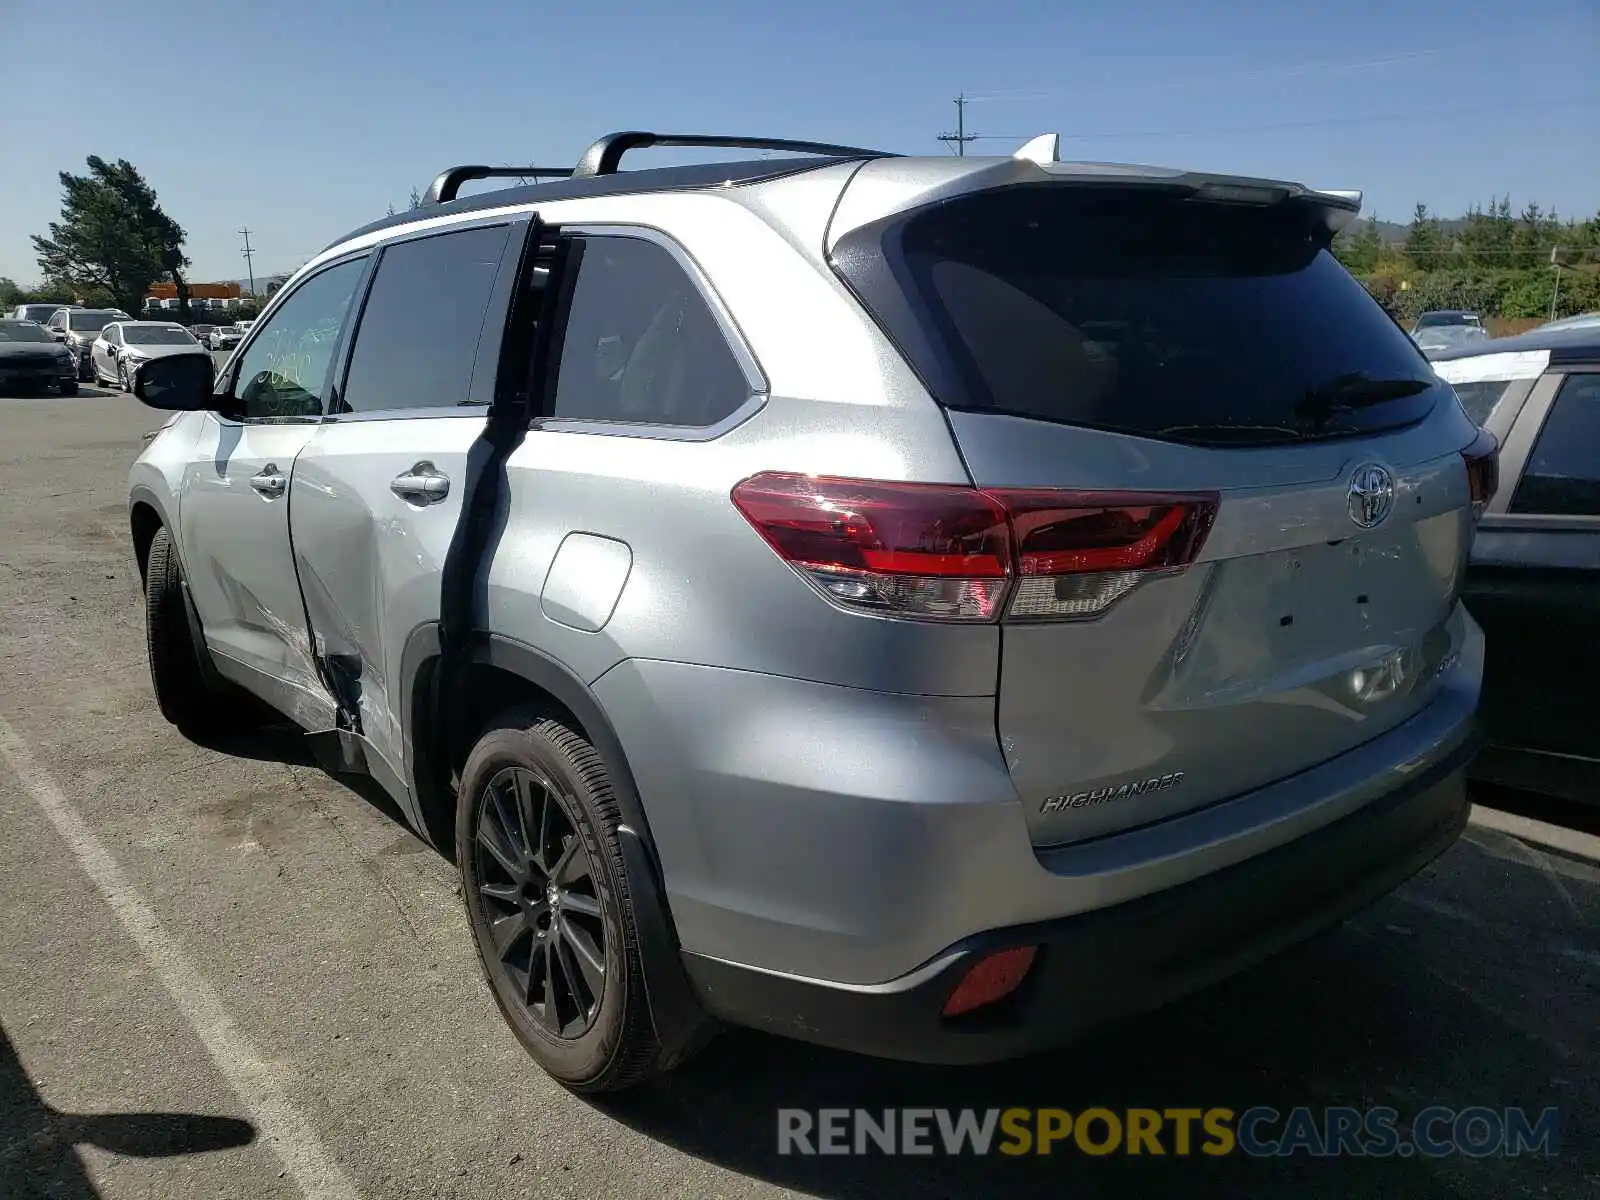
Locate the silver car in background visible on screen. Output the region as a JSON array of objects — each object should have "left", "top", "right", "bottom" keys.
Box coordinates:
[
  {"left": 91, "top": 321, "right": 211, "bottom": 391},
  {"left": 126, "top": 130, "right": 1491, "bottom": 1094}
]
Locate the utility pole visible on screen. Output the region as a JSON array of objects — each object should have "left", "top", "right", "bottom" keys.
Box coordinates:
[
  {"left": 937, "top": 93, "right": 978, "bottom": 156},
  {"left": 238, "top": 228, "right": 257, "bottom": 297}
]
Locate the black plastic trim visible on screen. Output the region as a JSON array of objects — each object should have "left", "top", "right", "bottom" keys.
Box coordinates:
[{"left": 683, "top": 731, "right": 1478, "bottom": 1065}]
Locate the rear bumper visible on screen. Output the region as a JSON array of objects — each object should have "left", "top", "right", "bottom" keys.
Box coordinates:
[{"left": 684, "top": 731, "right": 1474, "bottom": 1064}]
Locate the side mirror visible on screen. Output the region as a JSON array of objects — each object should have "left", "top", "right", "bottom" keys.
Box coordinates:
[{"left": 133, "top": 354, "right": 217, "bottom": 411}]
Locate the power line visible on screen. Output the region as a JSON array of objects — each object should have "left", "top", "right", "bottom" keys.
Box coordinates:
[
  {"left": 937, "top": 93, "right": 979, "bottom": 156},
  {"left": 238, "top": 228, "right": 256, "bottom": 297}
]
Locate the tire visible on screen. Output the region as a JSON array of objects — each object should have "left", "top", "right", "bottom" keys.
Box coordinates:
[
  {"left": 144, "top": 526, "right": 230, "bottom": 730},
  {"left": 58, "top": 379, "right": 77, "bottom": 396},
  {"left": 457, "top": 712, "right": 666, "bottom": 1094}
]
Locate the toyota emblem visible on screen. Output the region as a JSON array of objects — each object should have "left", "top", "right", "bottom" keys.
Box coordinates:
[{"left": 1347, "top": 463, "right": 1396, "bottom": 529}]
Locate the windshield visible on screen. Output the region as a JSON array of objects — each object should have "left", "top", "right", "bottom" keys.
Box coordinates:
[
  {"left": 833, "top": 185, "right": 1439, "bottom": 446},
  {"left": 19, "top": 306, "right": 62, "bottom": 322},
  {"left": 66, "top": 312, "right": 118, "bottom": 332},
  {"left": 125, "top": 326, "right": 198, "bottom": 346},
  {"left": 1414, "top": 312, "right": 1479, "bottom": 330},
  {"left": 0, "top": 321, "right": 56, "bottom": 343}
]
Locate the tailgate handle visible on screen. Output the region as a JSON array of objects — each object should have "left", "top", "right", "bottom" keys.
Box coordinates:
[{"left": 390, "top": 462, "right": 450, "bottom": 504}]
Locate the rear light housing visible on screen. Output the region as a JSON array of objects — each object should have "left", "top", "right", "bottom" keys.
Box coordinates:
[
  {"left": 731, "top": 472, "right": 1218, "bottom": 623},
  {"left": 1460, "top": 427, "right": 1499, "bottom": 521}
]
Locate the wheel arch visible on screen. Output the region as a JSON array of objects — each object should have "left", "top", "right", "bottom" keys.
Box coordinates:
[
  {"left": 128, "top": 486, "right": 173, "bottom": 584},
  {"left": 402, "top": 624, "right": 709, "bottom": 1058}
]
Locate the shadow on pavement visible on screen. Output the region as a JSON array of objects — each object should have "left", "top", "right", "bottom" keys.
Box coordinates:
[
  {"left": 601, "top": 832, "right": 1596, "bottom": 1199},
  {"left": 0, "top": 1023, "right": 256, "bottom": 1199}
]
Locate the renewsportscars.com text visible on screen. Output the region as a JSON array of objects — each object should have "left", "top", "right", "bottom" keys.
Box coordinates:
[{"left": 777, "top": 1106, "right": 1560, "bottom": 1158}]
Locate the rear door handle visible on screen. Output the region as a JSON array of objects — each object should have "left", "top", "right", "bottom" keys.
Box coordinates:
[
  {"left": 250, "top": 465, "right": 288, "bottom": 498},
  {"left": 390, "top": 462, "right": 450, "bottom": 504}
]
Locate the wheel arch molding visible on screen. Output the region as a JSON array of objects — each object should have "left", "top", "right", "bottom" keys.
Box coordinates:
[{"left": 400, "top": 624, "right": 709, "bottom": 1061}]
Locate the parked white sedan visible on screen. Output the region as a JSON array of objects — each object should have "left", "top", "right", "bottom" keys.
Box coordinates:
[{"left": 91, "top": 321, "right": 213, "bottom": 391}]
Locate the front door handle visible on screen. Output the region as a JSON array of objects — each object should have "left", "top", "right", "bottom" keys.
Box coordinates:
[
  {"left": 250, "top": 465, "right": 288, "bottom": 498},
  {"left": 390, "top": 462, "right": 450, "bottom": 504}
]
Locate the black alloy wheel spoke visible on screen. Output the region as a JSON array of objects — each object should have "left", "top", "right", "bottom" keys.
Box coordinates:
[
  {"left": 559, "top": 916, "right": 606, "bottom": 999},
  {"left": 476, "top": 764, "right": 608, "bottom": 1040},
  {"left": 558, "top": 890, "right": 602, "bottom": 919}
]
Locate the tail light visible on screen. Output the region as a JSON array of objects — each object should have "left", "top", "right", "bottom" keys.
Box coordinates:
[
  {"left": 1460, "top": 428, "right": 1499, "bottom": 520},
  {"left": 731, "top": 473, "right": 1218, "bottom": 622}
]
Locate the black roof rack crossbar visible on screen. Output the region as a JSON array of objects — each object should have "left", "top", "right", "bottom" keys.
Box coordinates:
[
  {"left": 423, "top": 165, "right": 576, "bottom": 206},
  {"left": 572, "top": 132, "right": 891, "bottom": 178}
]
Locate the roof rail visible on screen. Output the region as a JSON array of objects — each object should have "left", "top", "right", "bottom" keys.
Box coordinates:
[
  {"left": 571, "top": 132, "right": 891, "bottom": 178},
  {"left": 423, "top": 165, "right": 576, "bottom": 206}
]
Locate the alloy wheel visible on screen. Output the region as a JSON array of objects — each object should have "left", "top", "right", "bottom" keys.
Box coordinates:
[{"left": 473, "top": 765, "right": 607, "bottom": 1038}]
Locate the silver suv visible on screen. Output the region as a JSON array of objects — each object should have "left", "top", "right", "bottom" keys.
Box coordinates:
[{"left": 126, "top": 131, "right": 1493, "bottom": 1093}]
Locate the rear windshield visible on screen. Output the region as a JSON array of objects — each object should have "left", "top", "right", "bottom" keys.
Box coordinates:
[
  {"left": 832, "top": 185, "right": 1441, "bottom": 446},
  {"left": 0, "top": 321, "right": 54, "bottom": 342}
]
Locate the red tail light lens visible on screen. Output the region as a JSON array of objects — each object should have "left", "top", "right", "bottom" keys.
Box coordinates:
[
  {"left": 992, "top": 491, "right": 1219, "bottom": 620},
  {"left": 729, "top": 473, "right": 1012, "bottom": 621},
  {"left": 731, "top": 473, "right": 1217, "bottom": 622},
  {"left": 1461, "top": 427, "right": 1499, "bottom": 520}
]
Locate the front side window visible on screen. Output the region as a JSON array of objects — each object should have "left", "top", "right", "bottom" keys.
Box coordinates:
[
  {"left": 229, "top": 257, "right": 367, "bottom": 420},
  {"left": 105, "top": 325, "right": 122, "bottom": 346},
  {"left": 1510, "top": 374, "right": 1600, "bottom": 516},
  {"left": 547, "top": 235, "right": 751, "bottom": 428},
  {"left": 337, "top": 224, "right": 509, "bottom": 414}
]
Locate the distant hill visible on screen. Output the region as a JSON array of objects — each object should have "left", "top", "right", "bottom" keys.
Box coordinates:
[{"left": 1350, "top": 216, "right": 1470, "bottom": 246}]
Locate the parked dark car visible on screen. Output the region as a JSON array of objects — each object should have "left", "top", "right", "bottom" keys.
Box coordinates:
[
  {"left": 1434, "top": 326, "right": 1600, "bottom": 804},
  {"left": 0, "top": 319, "right": 79, "bottom": 394}
]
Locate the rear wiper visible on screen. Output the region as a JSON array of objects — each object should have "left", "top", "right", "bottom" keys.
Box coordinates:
[{"left": 1296, "top": 372, "right": 1432, "bottom": 421}]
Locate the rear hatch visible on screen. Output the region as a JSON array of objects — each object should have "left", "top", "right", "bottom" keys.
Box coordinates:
[{"left": 831, "top": 177, "right": 1482, "bottom": 847}]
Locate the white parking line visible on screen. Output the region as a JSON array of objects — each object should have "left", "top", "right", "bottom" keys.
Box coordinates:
[{"left": 0, "top": 714, "right": 361, "bottom": 1200}]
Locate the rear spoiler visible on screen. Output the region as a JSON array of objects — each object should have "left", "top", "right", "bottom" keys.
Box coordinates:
[{"left": 829, "top": 135, "right": 1363, "bottom": 248}]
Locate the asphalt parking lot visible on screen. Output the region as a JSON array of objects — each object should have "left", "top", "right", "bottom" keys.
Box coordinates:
[{"left": 0, "top": 388, "right": 1596, "bottom": 1200}]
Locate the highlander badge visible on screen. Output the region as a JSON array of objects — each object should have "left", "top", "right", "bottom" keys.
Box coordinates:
[{"left": 1041, "top": 771, "right": 1185, "bottom": 814}]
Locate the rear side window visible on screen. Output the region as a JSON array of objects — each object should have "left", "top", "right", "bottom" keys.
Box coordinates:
[
  {"left": 832, "top": 186, "right": 1441, "bottom": 446},
  {"left": 1451, "top": 379, "right": 1517, "bottom": 426},
  {"left": 1510, "top": 374, "right": 1600, "bottom": 516},
  {"left": 546, "top": 235, "right": 751, "bottom": 428},
  {"left": 338, "top": 224, "right": 510, "bottom": 414}
]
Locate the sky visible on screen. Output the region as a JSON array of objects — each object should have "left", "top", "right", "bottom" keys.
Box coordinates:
[{"left": 2, "top": 0, "right": 1595, "bottom": 286}]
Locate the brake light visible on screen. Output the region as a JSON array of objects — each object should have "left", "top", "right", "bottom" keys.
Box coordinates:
[
  {"left": 730, "top": 473, "right": 1217, "bottom": 622},
  {"left": 1460, "top": 428, "right": 1499, "bottom": 520}
]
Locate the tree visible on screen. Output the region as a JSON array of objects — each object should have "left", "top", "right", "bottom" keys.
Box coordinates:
[
  {"left": 409, "top": 186, "right": 424, "bottom": 210},
  {"left": 31, "top": 157, "right": 188, "bottom": 318},
  {"left": 1402, "top": 202, "right": 1445, "bottom": 268},
  {"left": 1335, "top": 218, "right": 1384, "bottom": 273},
  {"left": 0, "top": 278, "right": 22, "bottom": 309}
]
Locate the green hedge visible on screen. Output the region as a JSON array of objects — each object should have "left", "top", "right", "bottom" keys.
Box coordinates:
[{"left": 1359, "top": 268, "right": 1599, "bottom": 321}]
